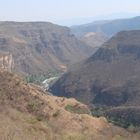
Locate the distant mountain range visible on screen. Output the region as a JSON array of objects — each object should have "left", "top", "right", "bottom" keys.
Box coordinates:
[
  {"left": 51, "top": 30, "right": 140, "bottom": 127},
  {"left": 0, "top": 22, "right": 94, "bottom": 76},
  {"left": 71, "top": 16, "right": 140, "bottom": 37}
]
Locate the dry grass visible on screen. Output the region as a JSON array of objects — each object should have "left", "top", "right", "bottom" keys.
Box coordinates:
[{"left": 0, "top": 70, "right": 139, "bottom": 140}]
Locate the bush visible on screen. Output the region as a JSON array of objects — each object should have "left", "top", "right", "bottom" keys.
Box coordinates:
[
  {"left": 91, "top": 107, "right": 105, "bottom": 117},
  {"left": 53, "top": 110, "right": 60, "bottom": 117},
  {"left": 65, "top": 104, "right": 90, "bottom": 114},
  {"left": 27, "top": 101, "right": 39, "bottom": 112}
]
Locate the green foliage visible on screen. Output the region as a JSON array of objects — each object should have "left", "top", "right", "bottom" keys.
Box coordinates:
[
  {"left": 107, "top": 116, "right": 130, "bottom": 128},
  {"left": 36, "top": 114, "right": 45, "bottom": 121},
  {"left": 65, "top": 105, "right": 76, "bottom": 112},
  {"left": 91, "top": 106, "right": 140, "bottom": 131},
  {"left": 91, "top": 107, "right": 105, "bottom": 117},
  {"left": 26, "top": 74, "right": 48, "bottom": 85},
  {"left": 15, "top": 80, "right": 20, "bottom": 85},
  {"left": 53, "top": 110, "right": 60, "bottom": 117},
  {"left": 25, "top": 71, "right": 61, "bottom": 85},
  {"left": 65, "top": 105, "right": 89, "bottom": 114},
  {"left": 27, "top": 101, "right": 39, "bottom": 112}
]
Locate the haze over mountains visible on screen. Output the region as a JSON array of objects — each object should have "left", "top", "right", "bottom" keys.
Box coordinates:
[
  {"left": 71, "top": 16, "right": 140, "bottom": 52},
  {"left": 71, "top": 16, "right": 140, "bottom": 37},
  {"left": 57, "top": 12, "right": 140, "bottom": 26},
  {"left": 1, "top": 14, "right": 140, "bottom": 139},
  {"left": 0, "top": 22, "right": 93, "bottom": 76},
  {"left": 1, "top": 16, "right": 140, "bottom": 76},
  {"left": 80, "top": 32, "right": 108, "bottom": 49}
]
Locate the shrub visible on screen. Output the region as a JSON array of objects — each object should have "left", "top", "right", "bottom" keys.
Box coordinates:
[
  {"left": 65, "top": 104, "right": 90, "bottom": 114},
  {"left": 27, "top": 101, "right": 39, "bottom": 112},
  {"left": 53, "top": 110, "right": 60, "bottom": 117}
]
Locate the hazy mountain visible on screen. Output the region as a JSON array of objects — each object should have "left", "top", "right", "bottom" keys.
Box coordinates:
[
  {"left": 57, "top": 12, "right": 140, "bottom": 26},
  {"left": 71, "top": 16, "right": 140, "bottom": 37},
  {"left": 80, "top": 32, "right": 108, "bottom": 48},
  {"left": 51, "top": 30, "right": 140, "bottom": 127},
  {"left": 0, "top": 22, "right": 93, "bottom": 76}
]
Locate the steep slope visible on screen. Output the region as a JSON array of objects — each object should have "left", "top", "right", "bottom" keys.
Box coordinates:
[
  {"left": 0, "top": 69, "right": 139, "bottom": 140},
  {"left": 0, "top": 22, "right": 93, "bottom": 76},
  {"left": 51, "top": 30, "right": 140, "bottom": 127},
  {"left": 71, "top": 16, "right": 140, "bottom": 37}
]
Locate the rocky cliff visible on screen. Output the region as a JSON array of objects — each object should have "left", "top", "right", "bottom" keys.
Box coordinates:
[{"left": 0, "top": 22, "right": 93, "bottom": 76}]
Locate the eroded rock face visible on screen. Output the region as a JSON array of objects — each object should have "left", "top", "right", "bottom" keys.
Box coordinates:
[
  {"left": 0, "top": 51, "right": 14, "bottom": 72},
  {"left": 0, "top": 22, "right": 94, "bottom": 76}
]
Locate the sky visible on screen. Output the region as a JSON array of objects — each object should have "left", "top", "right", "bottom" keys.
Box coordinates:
[{"left": 0, "top": 0, "right": 140, "bottom": 26}]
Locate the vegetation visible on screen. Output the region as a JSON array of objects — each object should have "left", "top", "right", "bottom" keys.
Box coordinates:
[
  {"left": 91, "top": 106, "right": 140, "bottom": 132},
  {"left": 26, "top": 74, "right": 47, "bottom": 84},
  {"left": 53, "top": 110, "right": 60, "bottom": 117},
  {"left": 27, "top": 101, "right": 39, "bottom": 112},
  {"left": 0, "top": 69, "right": 140, "bottom": 140},
  {"left": 51, "top": 30, "right": 140, "bottom": 134},
  {"left": 26, "top": 71, "right": 61, "bottom": 85},
  {"left": 65, "top": 104, "right": 90, "bottom": 114},
  {"left": 106, "top": 116, "right": 130, "bottom": 128},
  {"left": 91, "top": 107, "right": 105, "bottom": 117}
]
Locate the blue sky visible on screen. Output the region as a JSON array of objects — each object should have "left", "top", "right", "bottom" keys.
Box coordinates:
[{"left": 0, "top": 0, "right": 140, "bottom": 25}]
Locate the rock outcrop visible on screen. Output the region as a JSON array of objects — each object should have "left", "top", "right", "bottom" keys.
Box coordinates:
[{"left": 0, "top": 51, "right": 14, "bottom": 72}]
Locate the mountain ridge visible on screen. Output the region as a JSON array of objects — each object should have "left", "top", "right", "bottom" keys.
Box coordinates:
[
  {"left": 0, "top": 21, "right": 94, "bottom": 76},
  {"left": 51, "top": 30, "right": 140, "bottom": 127},
  {"left": 71, "top": 16, "right": 140, "bottom": 37}
]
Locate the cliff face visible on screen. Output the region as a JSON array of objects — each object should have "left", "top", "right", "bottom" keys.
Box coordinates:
[
  {"left": 0, "top": 22, "right": 93, "bottom": 76},
  {"left": 0, "top": 51, "right": 14, "bottom": 72}
]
